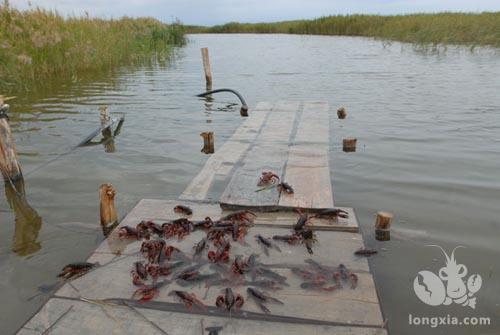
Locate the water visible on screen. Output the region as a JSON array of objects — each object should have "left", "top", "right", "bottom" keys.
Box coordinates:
[{"left": 1, "top": 34, "right": 499, "bottom": 334}]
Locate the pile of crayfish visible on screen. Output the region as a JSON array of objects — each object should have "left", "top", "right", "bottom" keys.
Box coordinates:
[
  {"left": 118, "top": 206, "right": 289, "bottom": 313},
  {"left": 55, "top": 203, "right": 360, "bottom": 316}
]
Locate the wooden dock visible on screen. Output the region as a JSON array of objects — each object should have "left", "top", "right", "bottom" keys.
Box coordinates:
[{"left": 19, "top": 101, "right": 386, "bottom": 335}]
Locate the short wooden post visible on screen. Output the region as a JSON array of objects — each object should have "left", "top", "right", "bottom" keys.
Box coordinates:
[
  {"left": 99, "top": 183, "right": 118, "bottom": 236},
  {"left": 375, "top": 211, "right": 393, "bottom": 241},
  {"left": 342, "top": 138, "right": 357, "bottom": 152},
  {"left": 99, "top": 106, "right": 110, "bottom": 126},
  {"left": 200, "top": 131, "right": 214, "bottom": 154},
  {"left": 201, "top": 47, "right": 213, "bottom": 90},
  {"left": 337, "top": 107, "right": 347, "bottom": 119},
  {"left": 99, "top": 106, "right": 116, "bottom": 153},
  {"left": 240, "top": 105, "right": 249, "bottom": 117},
  {"left": 0, "top": 103, "right": 23, "bottom": 183}
]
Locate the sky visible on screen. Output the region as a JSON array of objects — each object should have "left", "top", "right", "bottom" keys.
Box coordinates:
[{"left": 9, "top": 0, "right": 500, "bottom": 25}]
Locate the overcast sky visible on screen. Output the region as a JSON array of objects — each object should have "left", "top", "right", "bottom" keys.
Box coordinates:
[{"left": 9, "top": 0, "right": 500, "bottom": 25}]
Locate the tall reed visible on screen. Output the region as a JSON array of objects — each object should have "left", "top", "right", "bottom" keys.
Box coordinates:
[
  {"left": 0, "top": 1, "right": 185, "bottom": 91},
  {"left": 193, "top": 12, "right": 500, "bottom": 48}
]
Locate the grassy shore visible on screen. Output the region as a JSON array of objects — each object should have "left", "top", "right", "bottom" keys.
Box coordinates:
[
  {"left": 0, "top": 1, "right": 185, "bottom": 91},
  {"left": 192, "top": 12, "right": 500, "bottom": 48}
]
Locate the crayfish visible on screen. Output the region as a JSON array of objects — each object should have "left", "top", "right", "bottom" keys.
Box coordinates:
[
  {"left": 132, "top": 280, "right": 170, "bottom": 302},
  {"left": 247, "top": 287, "right": 283, "bottom": 314},
  {"left": 173, "top": 204, "right": 193, "bottom": 216},
  {"left": 131, "top": 261, "right": 148, "bottom": 286},
  {"left": 215, "top": 288, "right": 244, "bottom": 312},
  {"left": 257, "top": 171, "right": 280, "bottom": 186},
  {"left": 57, "top": 262, "right": 97, "bottom": 280},
  {"left": 140, "top": 239, "right": 166, "bottom": 263},
  {"left": 313, "top": 208, "right": 349, "bottom": 220},
  {"left": 208, "top": 240, "right": 231, "bottom": 263},
  {"left": 256, "top": 234, "right": 281, "bottom": 256},
  {"left": 169, "top": 290, "right": 206, "bottom": 310}
]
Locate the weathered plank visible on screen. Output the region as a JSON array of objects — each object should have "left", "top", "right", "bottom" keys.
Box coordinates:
[
  {"left": 293, "top": 101, "right": 330, "bottom": 145},
  {"left": 179, "top": 102, "right": 271, "bottom": 201},
  {"left": 19, "top": 298, "right": 387, "bottom": 335},
  {"left": 220, "top": 101, "right": 300, "bottom": 209},
  {"left": 279, "top": 101, "right": 333, "bottom": 208}
]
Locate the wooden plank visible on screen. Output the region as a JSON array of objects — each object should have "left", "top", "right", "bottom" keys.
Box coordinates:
[
  {"left": 278, "top": 145, "right": 333, "bottom": 208},
  {"left": 293, "top": 101, "right": 330, "bottom": 145},
  {"left": 179, "top": 103, "right": 271, "bottom": 201},
  {"left": 19, "top": 298, "right": 387, "bottom": 335},
  {"left": 279, "top": 101, "right": 334, "bottom": 208},
  {"left": 220, "top": 101, "right": 300, "bottom": 209}
]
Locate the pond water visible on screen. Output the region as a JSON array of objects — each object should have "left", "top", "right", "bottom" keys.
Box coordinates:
[{"left": 1, "top": 34, "right": 499, "bottom": 334}]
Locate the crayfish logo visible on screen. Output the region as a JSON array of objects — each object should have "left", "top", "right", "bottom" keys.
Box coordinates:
[{"left": 413, "top": 245, "right": 482, "bottom": 309}]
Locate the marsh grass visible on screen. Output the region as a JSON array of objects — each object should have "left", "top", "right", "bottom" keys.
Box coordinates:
[
  {"left": 0, "top": 1, "right": 185, "bottom": 91},
  {"left": 194, "top": 12, "right": 500, "bottom": 48}
]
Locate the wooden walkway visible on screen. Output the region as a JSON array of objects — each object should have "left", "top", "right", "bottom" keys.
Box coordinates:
[{"left": 19, "top": 102, "right": 386, "bottom": 335}]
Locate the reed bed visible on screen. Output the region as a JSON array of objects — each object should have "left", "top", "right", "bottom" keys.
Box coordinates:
[
  {"left": 194, "top": 12, "right": 500, "bottom": 48},
  {"left": 0, "top": 1, "right": 185, "bottom": 91}
]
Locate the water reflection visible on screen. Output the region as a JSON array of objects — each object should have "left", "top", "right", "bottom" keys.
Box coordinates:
[
  {"left": 80, "top": 117, "right": 125, "bottom": 153},
  {"left": 4, "top": 179, "right": 42, "bottom": 256}
]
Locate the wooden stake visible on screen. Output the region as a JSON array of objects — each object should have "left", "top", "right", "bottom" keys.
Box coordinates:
[
  {"left": 201, "top": 48, "right": 213, "bottom": 90},
  {"left": 342, "top": 138, "right": 357, "bottom": 152},
  {"left": 99, "top": 106, "right": 111, "bottom": 126},
  {"left": 200, "top": 131, "right": 214, "bottom": 154},
  {"left": 375, "top": 211, "right": 393, "bottom": 241},
  {"left": 99, "top": 183, "right": 118, "bottom": 236},
  {"left": 0, "top": 103, "right": 23, "bottom": 183},
  {"left": 337, "top": 107, "right": 347, "bottom": 119},
  {"left": 240, "top": 105, "right": 249, "bottom": 117}
]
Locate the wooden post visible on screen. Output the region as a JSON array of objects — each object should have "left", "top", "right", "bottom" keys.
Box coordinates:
[
  {"left": 201, "top": 47, "right": 213, "bottom": 90},
  {"left": 337, "top": 107, "right": 347, "bottom": 119},
  {"left": 240, "top": 105, "right": 249, "bottom": 117},
  {"left": 342, "top": 138, "right": 357, "bottom": 152},
  {"left": 99, "top": 106, "right": 110, "bottom": 126},
  {"left": 0, "top": 103, "right": 23, "bottom": 183},
  {"left": 375, "top": 211, "right": 393, "bottom": 241},
  {"left": 200, "top": 131, "right": 214, "bottom": 154},
  {"left": 99, "top": 183, "right": 118, "bottom": 236}
]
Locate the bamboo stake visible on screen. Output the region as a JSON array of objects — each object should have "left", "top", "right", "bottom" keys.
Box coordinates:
[
  {"left": 201, "top": 48, "right": 213, "bottom": 90},
  {"left": 200, "top": 131, "right": 214, "bottom": 154},
  {"left": 0, "top": 103, "right": 23, "bottom": 183},
  {"left": 375, "top": 211, "right": 393, "bottom": 241},
  {"left": 99, "top": 183, "right": 118, "bottom": 236}
]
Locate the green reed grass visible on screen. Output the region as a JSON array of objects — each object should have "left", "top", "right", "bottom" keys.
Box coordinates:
[
  {"left": 0, "top": 1, "right": 185, "bottom": 91},
  {"left": 193, "top": 12, "right": 500, "bottom": 48}
]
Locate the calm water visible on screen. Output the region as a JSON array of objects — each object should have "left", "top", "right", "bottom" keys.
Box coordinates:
[{"left": 1, "top": 34, "right": 499, "bottom": 334}]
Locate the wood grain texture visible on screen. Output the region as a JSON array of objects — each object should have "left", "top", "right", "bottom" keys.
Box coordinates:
[
  {"left": 0, "top": 118, "right": 23, "bottom": 181},
  {"left": 220, "top": 101, "right": 299, "bottom": 208},
  {"left": 19, "top": 298, "right": 387, "bottom": 335},
  {"left": 279, "top": 101, "right": 333, "bottom": 208},
  {"left": 180, "top": 105, "right": 270, "bottom": 201}
]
